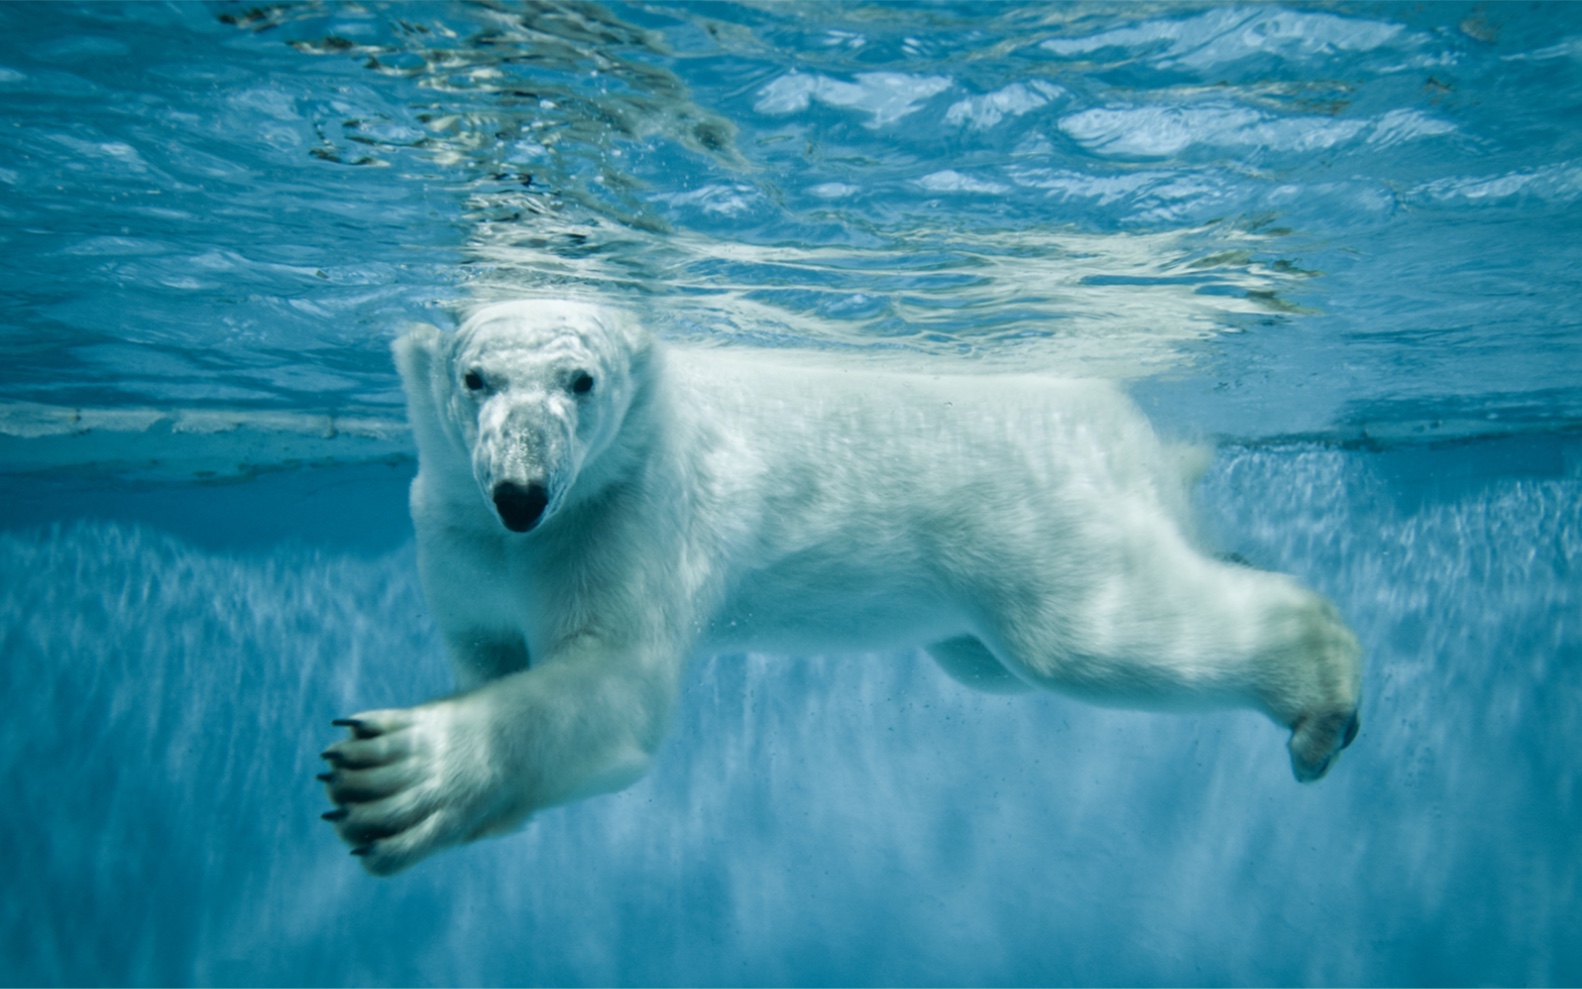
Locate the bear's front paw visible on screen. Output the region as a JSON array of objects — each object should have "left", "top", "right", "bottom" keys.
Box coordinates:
[{"left": 317, "top": 701, "right": 512, "bottom": 876}]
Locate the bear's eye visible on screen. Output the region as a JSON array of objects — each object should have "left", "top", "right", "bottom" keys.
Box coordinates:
[
  {"left": 570, "top": 370, "right": 594, "bottom": 395},
  {"left": 463, "top": 370, "right": 485, "bottom": 392}
]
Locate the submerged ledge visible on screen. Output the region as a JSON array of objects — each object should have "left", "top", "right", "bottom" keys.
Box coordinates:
[
  {"left": 1226, "top": 416, "right": 1582, "bottom": 452},
  {"left": 1, "top": 401, "right": 1578, "bottom": 484},
  {"left": 0, "top": 402, "right": 413, "bottom": 482}
]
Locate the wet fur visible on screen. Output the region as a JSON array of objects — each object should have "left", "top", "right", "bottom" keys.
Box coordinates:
[{"left": 320, "top": 299, "right": 1362, "bottom": 875}]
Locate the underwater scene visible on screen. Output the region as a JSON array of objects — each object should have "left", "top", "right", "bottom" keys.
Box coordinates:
[{"left": 1, "top": 1, "right": 1579, "bottom": 985}]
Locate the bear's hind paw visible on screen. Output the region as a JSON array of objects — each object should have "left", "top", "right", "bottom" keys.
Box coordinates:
[{"left": 1287, "top": 705, "right": 1361, "bottom": 783}]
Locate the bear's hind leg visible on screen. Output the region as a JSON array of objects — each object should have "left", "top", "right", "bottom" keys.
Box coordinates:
[
  {"left": 979, "top": 550, "right": 1362, "bottom": 781},
  {"left": 1255, "top": 589, "right": 1363, "bottom": 781}
]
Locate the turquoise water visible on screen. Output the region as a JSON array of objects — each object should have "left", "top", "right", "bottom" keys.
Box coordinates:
[{"left": 2, "top": 2, "right": 1579, "bottom": 985}]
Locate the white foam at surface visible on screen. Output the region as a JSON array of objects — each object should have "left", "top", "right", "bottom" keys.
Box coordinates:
[
  {"left": 755, "top": 70, "right": 954, "bottom": 127},
  {"left": 1040, "top": 7, "right": 1413, "bottom": 69}
]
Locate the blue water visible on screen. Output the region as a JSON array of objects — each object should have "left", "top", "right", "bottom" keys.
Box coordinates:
[{"left": 2, "top": 2, "right": 1579, "bottom": 986}]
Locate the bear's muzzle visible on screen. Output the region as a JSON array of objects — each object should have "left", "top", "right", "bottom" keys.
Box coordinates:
[{"left": 492, "top": 481, "right": 550, "bottom": 533}]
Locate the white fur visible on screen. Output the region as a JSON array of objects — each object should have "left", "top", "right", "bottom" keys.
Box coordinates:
[{"left": 321, "top": 299, "right": 1362, "bottom": 875}]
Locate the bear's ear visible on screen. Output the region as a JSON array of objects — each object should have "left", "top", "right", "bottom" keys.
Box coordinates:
[
  {"left": 393, "top": 323, "right": 450, "bottom": 440},
  {"left": 393, "top": 323, "right": 442, "bottom": 392}
]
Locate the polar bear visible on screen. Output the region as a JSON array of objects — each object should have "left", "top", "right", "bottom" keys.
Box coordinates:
[{"left": 319, "top": 299, "right": 1361, "bottom": 875}]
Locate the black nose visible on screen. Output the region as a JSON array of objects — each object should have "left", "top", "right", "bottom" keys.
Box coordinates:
[{"left": 492, "top": 482, "right": 549, "bottom": 533}]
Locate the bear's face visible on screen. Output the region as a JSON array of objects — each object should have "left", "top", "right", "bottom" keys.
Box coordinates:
[{"left": 441, "top": 300, "right": 648, "bottom": 534}]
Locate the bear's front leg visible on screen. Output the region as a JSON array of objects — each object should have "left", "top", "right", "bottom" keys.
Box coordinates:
[{"left": 318, "top": 644, "right": 680, "bottom": 875}]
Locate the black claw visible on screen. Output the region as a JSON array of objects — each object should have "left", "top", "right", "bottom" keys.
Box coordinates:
[
  {"left": 319, "top": 750, "right": 345, "bottom": 766},
  {"left": 315, "top": 772, "right": 334, "bottom": 783},
  {"left": 322, "top": 808, "right": 349, "bottom": 822},
  {"left": 333, "top": 717, "right": 379, "bottom": 739},
  {"left": 350, "top": 845, "right": 374, "bottom": 857}
]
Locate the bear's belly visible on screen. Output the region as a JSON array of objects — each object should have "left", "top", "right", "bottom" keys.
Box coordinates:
[{"left": 697, "top": 564, "right": 967, "bottom": 656}]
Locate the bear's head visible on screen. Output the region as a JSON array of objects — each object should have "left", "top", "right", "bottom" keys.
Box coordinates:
[{"left": 395, "top": 299, "right": 652, "bottom": 534}]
